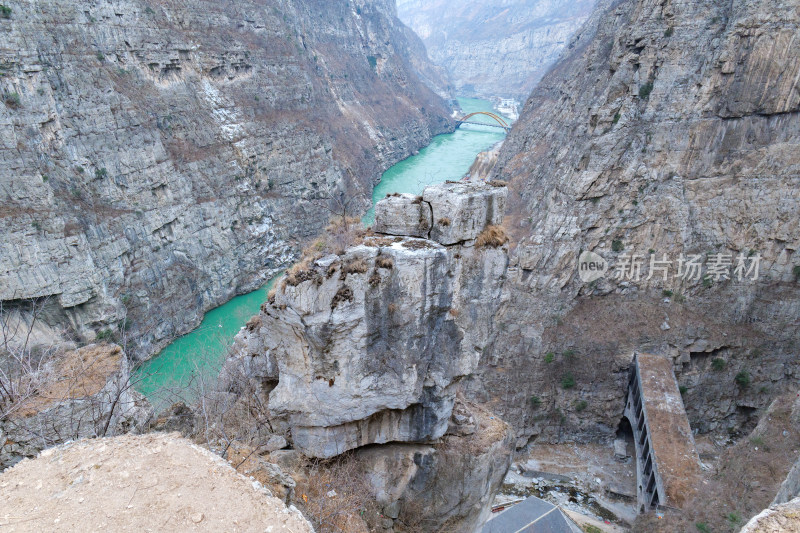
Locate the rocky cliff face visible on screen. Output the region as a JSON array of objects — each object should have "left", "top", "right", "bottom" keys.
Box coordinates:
[
  {"left": 227, "top": 181, "right": 509, "bottom": 457},
  {"left": 396, "top": 0, "right": 595, "bottom": 99},
  {"left": 468, "top": 0, "right": 800, "bottom": 447},
  {"left": 0, "top": 0, "right": 452, "bottom": 359},
  {"left": 224, "top": 182, "right": 514, "bottom": 531}
]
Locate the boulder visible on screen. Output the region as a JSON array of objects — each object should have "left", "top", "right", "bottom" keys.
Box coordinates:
[
  {"left": 373, "top": 193, "right": 432, "bottom": 238},
  {"left": 423, "top": 181, "right": 507, "bottom": 245}
]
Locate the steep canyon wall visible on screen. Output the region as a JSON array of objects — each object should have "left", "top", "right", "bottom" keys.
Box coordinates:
[
  {"left": 0, "top": 0, "right": 452, "bottom": 359},
  {"left": 467, "top": 0, "right": 800, "bottom": 447}
]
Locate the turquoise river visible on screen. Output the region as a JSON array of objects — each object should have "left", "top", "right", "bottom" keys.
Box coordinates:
[{"left": 134, "top": 97, "right": 507, "bottom": 406}]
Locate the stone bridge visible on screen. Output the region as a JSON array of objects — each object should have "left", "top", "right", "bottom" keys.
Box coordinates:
[{"left": 623, "top": 352, "right": 702, "bottom": 513}]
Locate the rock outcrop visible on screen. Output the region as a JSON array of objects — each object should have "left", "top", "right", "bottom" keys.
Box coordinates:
[
  {"left": 227, "top": 181, "right": 509, "bottom": 458},
  {"left": 357, "top": 401, "right": 515, "bottom": 533},
  {"left": 740, "top": 497, "right": 800, "bottom": 533},
  {"left": 223, "top": 182, "right": 514, "bottom": 531},
  {"left": 0, "top": 433, "right": 314, "bottom": 532},
  {"left": 0, "top": 0, "right": 453, "bottom": 360},
  {"left": 396, "top": 0, "right": 595, "bottom": 98},
  {"left": 0, "top": 343, "right": 149, "bottom": 470},
  {"left": 466, "top": 0, "right": 800, "bottom": 447}
]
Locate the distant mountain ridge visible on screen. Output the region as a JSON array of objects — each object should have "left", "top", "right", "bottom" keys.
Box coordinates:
[{"left": 396, "top": 0, "right": 595, "bottom": 98}]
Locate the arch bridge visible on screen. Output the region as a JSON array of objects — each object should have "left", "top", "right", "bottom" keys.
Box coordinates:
[{"left": 455, "top": 111, "right": 511, "bottom": 132}]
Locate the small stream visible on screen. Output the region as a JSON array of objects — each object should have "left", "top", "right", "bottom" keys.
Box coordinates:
[{"left": 134, "top": 97, "right": 507, "bottom": 405}]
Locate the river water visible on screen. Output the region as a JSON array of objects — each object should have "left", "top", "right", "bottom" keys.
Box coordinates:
[{"left": 134, "top": 97, "right": 506, "bottom": 404}]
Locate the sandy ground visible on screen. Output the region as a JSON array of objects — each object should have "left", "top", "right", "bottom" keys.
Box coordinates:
[{"left": 0, "top": 433, "right": 312, "bottom": 532}]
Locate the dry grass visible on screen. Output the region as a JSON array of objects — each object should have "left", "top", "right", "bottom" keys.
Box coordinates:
[
  {"left": 281, "top": 217, "right": 370, "bottom": 288},
  {"left": 475, "top": 225, "right": 509, "bottom": 248},
  {"left": 449, "top": 308, "right": 460, "bottom": 317},
  {"left": 331, "top": 286, "right": 353, "bottom": 309},
  {"left": 293, "top": 454, "right": 374, "bottom": 533},
  {"left": 375, "top": 255, "right": 394, "bottom": 269},
  {"left": 487, "top": 180, "right": 507, "bottom": 187},
  {"left": 363, "top": 236, "right": 402, "bottom": 248},
  {"left": 13, "top": 344, "right": 122, "bottom": 418},
  {"left": 438, "top": 217, "right": 451, "bottom": 227},
  {"left": 341, "top": 258, "right": 368, "bottom": 276},
  {"left": 285, "top": 257, "right": 316, "bottom": 286}
]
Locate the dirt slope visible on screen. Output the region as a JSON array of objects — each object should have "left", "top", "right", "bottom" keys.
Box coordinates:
[{"left": 0, "top": 433, "right": 313, "bottom": 532}]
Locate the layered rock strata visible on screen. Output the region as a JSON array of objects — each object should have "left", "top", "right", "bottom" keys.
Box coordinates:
[
  {"left": 466, "top": 0, "right": 800, "bottom": 447},
  {"left": 0, "top": 0, "right": 453, "bottom": 359}
]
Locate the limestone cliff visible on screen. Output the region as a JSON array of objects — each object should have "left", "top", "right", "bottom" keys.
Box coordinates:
[
  {"left": 227, "top": 181, "right": 509, "bottom": 457},
  {"left": 0, "top": 0, "right": 453, "bottom": 359},
  {"left": 224, "top": 181, "right": 514, "bottom": 531},
  {"left": 468, "top": 0, "right": 800, "bottom": 447},
  {"left": 396, "top": 0, "right": 595, "bottom": 98}
]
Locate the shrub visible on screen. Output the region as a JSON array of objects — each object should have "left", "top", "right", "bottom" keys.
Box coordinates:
[
  {"left": 679, "top": 385, "right": 688, "bottom": 395},
  {"left": 639, "top": 81, "right": 654, "bottom": 99},
  {"left": 529, "top": 396, "right": 542, "bottom": 409},
  {"left": 574, "top": 400, "right": 588, "bottom": 412},
  {"left": 561, "top": 373, "right": 576, "bottom": 389},
  {"left": 285, "top": 257, "right": 315, "bottom": 286},
  {"left": 95, "top": 328, "right": 115, "bottom": 341},
  {"left": 331, "top": 285, "right": 353, "bottom": 309},
  {"left": 727, "top": 512, "right": 742, "bottom": 526},
  {"left": 544, "top": 352, "right": 555, "bottom": 363},
  {"left": 711, "top": 358, "right": 726, "bottom": 371},
  {"left": 662, "top": 289, "right": 673, "bottom": 297},
  {"left": 584, "top": 525, "right": 602, "bottom": 533},
  {"left": 95, "top": 167, "right": 108, "bottom": 179},
  {"left": 611, "top": 239, "right": 624, "bottom": 252},
  {"left": 793, "top": 265, "right": 800, "bottom": 280},
  {"left": 31, "top": 221, "right": 41, "bottom": 231},
  {"left": 76, "top": 165, "right": 85, "bottom": 174},
  {"left": 342, "top": 258, "right": 368, "bottom": 275},
  {"left": 375, "top": 255, "right": 394, "bottom": 269},
  {"left": 96, "top": 51, "right": 105, "bottom": 61},
  {"left": 3, "top": 91, "right": 20, "bottom": 108},
  {"left": 695, "top": 523, "right": 710, "bottom": 533},
  {"left": 438, "top": 217, "right": 451, "bottom": 227},
  {"left": 612, "top": 112, "right": 621, "bottom": 124},
  {"left": 664, "top": 27, "right": 674, "bottom": 37},
  {"left": 0, "top": 4, "right": 11, "bottom": 18},
  {"left": 702, "top": 276, "right": 713, "bottom": 288},
  {"left": 562, "top": 349, "right": 575, "bottom": 359},
  {"left": 735, "top": 371, "right": 751, "bottom": 387},
  {"left": 475, "top": 225, "right": 509, "bottom": 248},
  {"left": 367, "top": 55, "right": 377, "bottom": 70}
]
